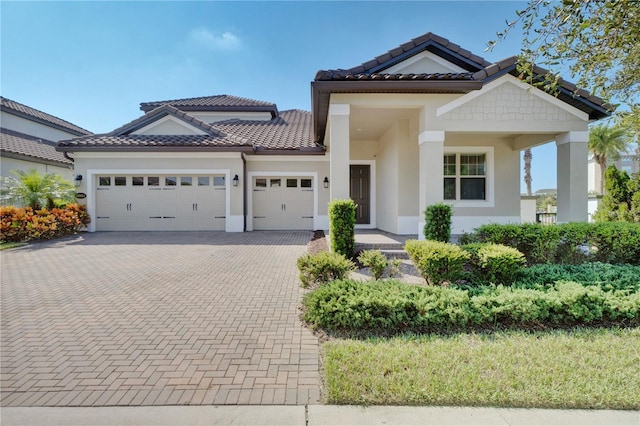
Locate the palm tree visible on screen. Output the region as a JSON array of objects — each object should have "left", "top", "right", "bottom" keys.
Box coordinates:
[
  {"left": 589, "top": 124, "right": 631, "bottom": 194},
  {"left": 0, "top": 169, "right": 75, "bottom": 209},
  {"left": 523, "top": 148, "right": 533, "bottom": 196}
]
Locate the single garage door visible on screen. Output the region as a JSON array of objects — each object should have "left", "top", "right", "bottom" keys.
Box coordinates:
[
  {"left": 253, "top": 176, "right": 313, "bottom": 230},
  {"left": 95, "top": 174, "right": 226, "bottom": 231}
]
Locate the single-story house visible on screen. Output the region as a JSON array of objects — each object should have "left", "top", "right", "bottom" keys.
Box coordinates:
[
  {"left": 1, "top": 96, "right": 93, "bottom": 182},
  {"left": 57, "top": 32, "right": 610, "bottom": 235}
]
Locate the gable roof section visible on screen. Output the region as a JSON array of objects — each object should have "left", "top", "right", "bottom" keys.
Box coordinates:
[
  {"left": 140, "top": 94, "right": 279, "bottom": 118},
  {"left": 312, "top": 31, "right": 611, "bottom": 143},
  {"left": 0, "top": 97, "right": 93, "bottom": 136},
  {"left": 1, "top": 128, "right": 73, "bottom": 167}
]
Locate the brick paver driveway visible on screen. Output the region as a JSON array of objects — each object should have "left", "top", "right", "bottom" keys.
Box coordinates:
[{"left": 1, "top": 232, "right": 319, "bottom": 407}]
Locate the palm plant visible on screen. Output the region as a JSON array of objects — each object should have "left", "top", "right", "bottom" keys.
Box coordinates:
[
  {"left": 0, "top": 169, "right": 75, "bottom": 209},
  {"left": 589, "top": 124, "right": 631, "bottom": 194}
]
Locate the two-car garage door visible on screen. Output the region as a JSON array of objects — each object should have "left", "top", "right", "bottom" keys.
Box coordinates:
[{"left": 95, "top": 174, "right": 226, "bottom": 231}]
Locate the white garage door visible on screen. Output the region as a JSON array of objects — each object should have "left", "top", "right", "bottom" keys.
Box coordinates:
[
  {"left": 253, "top": 176, "right": 314, "bottom": 230},
  {"left": 95, "top": 174, "right": 226, "bottom": 231}
]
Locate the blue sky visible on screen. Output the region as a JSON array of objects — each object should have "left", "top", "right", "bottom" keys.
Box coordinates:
[{"left": 2, "top": 1, "right": 565, "bottom": 192}]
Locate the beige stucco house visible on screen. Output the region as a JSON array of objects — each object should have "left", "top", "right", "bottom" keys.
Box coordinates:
[
  {"left": 57, "top": 32, "right": 610, "bottom": 235},
  {"left": 1, "top": 97, "right": 92, "bottom": 182}
]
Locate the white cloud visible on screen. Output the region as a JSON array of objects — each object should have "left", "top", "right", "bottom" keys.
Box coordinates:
[{"left": 189, "top": 28, "right": 241, "bottom": 51}]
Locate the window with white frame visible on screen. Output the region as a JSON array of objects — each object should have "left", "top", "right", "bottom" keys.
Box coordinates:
[{"left": 444, "top": 153, "right": 487, "bottom": 201}]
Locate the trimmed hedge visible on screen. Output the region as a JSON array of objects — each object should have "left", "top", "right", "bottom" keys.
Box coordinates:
[
  {"left": 329, "top": 199, "right": 357, "bottom": 258},
  {"left": 424, "top": 203, "right": 452, "bottom": 242},
  {"left": 514, "top": 263, "right": 640, "bottom": 292},
  {"left": 297, "top": 251, "right": 355, "bottom": 288},
  {"left": 302, "top": 279, "right": 640, "bottom": 333},
  {"left": 460, "top": 222, "right": 640, "bottom": 265},
  {"left": 405, "top": 240, "right": 470, "bottom": 285},
  {"left": 0, "top": 204, "right": 90, "bottom": 243}
]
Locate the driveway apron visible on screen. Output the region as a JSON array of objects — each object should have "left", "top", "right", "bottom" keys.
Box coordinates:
[{"left": 0, "top": 231, "right": 320, "bottom": 406}]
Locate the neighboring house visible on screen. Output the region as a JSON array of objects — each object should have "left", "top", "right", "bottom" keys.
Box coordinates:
[
  {"left": 57, "top": 32, "right": 610, "bottom": 235},
  {"left": 588, "top": 152, "right": 640, "bottom": 194},
  {"left": 1, "top": 96, "right": 93, "bottom": 182}
]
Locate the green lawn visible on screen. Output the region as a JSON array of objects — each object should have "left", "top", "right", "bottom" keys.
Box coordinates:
[
  {"left": 322, "top": 327, "right": 640, "bottom": 409},
  {"left": 0, "top": 242, "right": 26, "bottom": 250}
]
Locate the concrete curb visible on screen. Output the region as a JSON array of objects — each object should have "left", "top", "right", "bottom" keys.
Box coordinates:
[{"left": 2, "top": 405, "right": 638, "bottom": 426}]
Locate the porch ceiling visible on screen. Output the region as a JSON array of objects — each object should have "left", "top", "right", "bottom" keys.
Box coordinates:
[{"left": 349, "top": 107, "right": 416, "bottom": 140}]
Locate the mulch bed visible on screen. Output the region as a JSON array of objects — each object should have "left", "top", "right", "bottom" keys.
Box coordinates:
[{"left": 307, "top": 230, "right": 329, "bottom": 254}]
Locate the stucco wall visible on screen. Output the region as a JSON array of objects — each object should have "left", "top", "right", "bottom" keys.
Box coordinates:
[
  {"left": 1, "top": 156, "right": 73, "bottom": 181},
  {"left": 376, "top": 123, "right": 399, "bottom": 233},
  {"left": 133, "top": 116, "right": 206, "bottom": 135},
  {"left": 1, "top": 112, "right": 83, "bottom": 142}
]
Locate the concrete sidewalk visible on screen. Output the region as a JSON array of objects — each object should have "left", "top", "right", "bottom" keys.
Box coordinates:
[{"left": 2, "top": 405, "right": 638, "bottom": 425}]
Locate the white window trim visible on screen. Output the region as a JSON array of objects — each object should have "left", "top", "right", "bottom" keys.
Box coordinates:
[{"left": 443, "top": 146, "right": 494, "bottom": 208}]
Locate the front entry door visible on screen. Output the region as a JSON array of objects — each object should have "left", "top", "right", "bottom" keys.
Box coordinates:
[{"left": 350, "top": 165, "right": 370, "bottom": 224}]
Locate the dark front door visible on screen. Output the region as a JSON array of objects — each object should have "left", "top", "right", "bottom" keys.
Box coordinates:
[{"left": 350, "top": 165, "right": 370, "bottom": 224}]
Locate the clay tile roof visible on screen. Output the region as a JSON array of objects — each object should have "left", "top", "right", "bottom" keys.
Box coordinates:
[
  {"left": 1, "top": 128, "right": 72, "bottom": 165},
  {"left": 140, "top": 94, "right": 278, "bottom": 115},
  {"left": 315, "top": 31, "right": 491, "bottom": 81},
  {"left": 214, "top": 109, "right": 320, "bottom": 151},
  {"left": 56, "top": 134, "right": 252, "bottom": 150},
  {"left": 0, "top": 97, "right": 92, "bottom": 136}
]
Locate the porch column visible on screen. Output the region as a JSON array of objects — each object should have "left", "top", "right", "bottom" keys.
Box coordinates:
[
  {"left": 556, "top": 131, "right": 589, "bottom": 223},
  {"left": 418, "top": 130, "right": 445, "bottom": 239},
  {"left": 328, "top": 104, "right": 351, "bottom": 200}
]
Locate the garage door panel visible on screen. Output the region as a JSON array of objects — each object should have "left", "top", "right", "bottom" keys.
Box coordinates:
[
  {"left": 253, "top": 176, "right": 314, "bottom": 230},
  {"left": 96, "top": 174, "right": 226, "bottom": 231}
]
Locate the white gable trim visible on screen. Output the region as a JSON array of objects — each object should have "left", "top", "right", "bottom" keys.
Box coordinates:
[
  {"left": 384, "top": 51, "right": 467, "bottom": 74},
  {"left": 132, "top": 115, "right": 208, "bottom": 136},
  {"left": 436, "top": 74, "right": 589, "bottom": 121}
]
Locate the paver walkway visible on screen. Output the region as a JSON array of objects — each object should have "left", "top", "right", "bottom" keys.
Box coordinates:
[{"left": 1, "top": 231, "right": 319, "bottom": 407}]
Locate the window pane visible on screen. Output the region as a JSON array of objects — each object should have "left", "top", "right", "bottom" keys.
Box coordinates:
[
  {"left": 255, "top": 178, "right": 266, "bottom": 188},
  {"left": 460, "top": 154, "right": 486, "bottom": 176},
  {"left": 286, "top": 179, "right": 297, "bottom": 188},
  {"left": 180, "top": 176, "right": 192, "bottom": 186},
  {"left": 132, "top": 176, "right": 144, "bottom": 186},
  {"left": 444, "top": 154, "right": 456, "bottom": 176},
  {"left": 301, "top": 179, "right": 312, "bottom": 188},
  {"left": 461, "top": 178, "right": 485, "bottom": 200},
  {"left": 148, "top": 176, "right": 159, "bottom": 186},
  {"left": 165, "top": 176, "right": 177, "bottom": 186},
  {"left": 270, "top": 179, "right": 281, "bottom": 188},
  {"left": 444, "top": 177, "right": 456, "bottom": 200},
  {"left": 213, "top": 176, "right": 225, "bottom": 186},
  {"left": 114, "top": 176, "right": 126, "bottom": 186},
  {"left": 198, "top": 176, "right": 209, "bottom": 186},
  {"left": 99, "top": 177, "right": 111, "bottom": 186}
]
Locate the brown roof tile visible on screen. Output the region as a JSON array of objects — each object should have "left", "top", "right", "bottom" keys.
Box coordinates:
[
  {"left": 1, "top": 128, "right": 72, "bottom": 165},
  {"left": 0, "top": 97, "right": 92, "bottom": 136},
  {"left": 56, "top": 134, "right": 252, "bottom": 150},
  {"left": 140, "top": 94, "right": 278, "bottom": 114}
]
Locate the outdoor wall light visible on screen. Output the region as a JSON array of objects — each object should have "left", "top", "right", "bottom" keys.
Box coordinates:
[
  {"left": 323, "top": 176, "right": 329, "bottom": 188},
  {"left": 233, "top": 174, "right": 239, "bottom": 187},
  {"left": 74, "top": 174, "right": 83, "bottom": 187}
]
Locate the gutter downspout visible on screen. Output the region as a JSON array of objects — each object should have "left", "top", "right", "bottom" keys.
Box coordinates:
[{"left": 241, "top": 152, "right": 247, "bottom": 232}]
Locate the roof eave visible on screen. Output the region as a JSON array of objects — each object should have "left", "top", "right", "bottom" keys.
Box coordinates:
[
  {"left": 0, "top": 150, "right": 73, "bottom": 167},
  {"left": 56, "top": 145, "right": 256, "bottom": 153},
  {"left": 1, "top": 108, "right": 91, "bottom": 137}
]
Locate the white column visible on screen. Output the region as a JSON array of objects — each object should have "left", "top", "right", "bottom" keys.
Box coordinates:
[
  {"left": 418, "top": 130, "right": 445, "bottom": 239},
  {"left": 328, "top": 104, "right": 351, "bottom": 200},
  {"left": 556, "top": 131, "right": 589, "bottom": 223}
]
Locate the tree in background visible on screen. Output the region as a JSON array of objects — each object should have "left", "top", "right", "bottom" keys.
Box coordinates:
[
  {"left": 489, "top": 1, "right": 639, "bottom": 134},
  {"left": 523, "top": 149, "right": 532, "bottom": 196},
  {"left": 594, "top": 165, "right": 640, "bottom": 223},
  {"left": 0, "top": 169, "right": 75, "bottom": 209},
  {"left": 589, "top": 124, "right": 631, "bottom": 194}
]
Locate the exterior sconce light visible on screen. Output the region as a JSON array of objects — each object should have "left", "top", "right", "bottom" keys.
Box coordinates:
[
  {"left": 323, "top": 176, "right": 329, "bottom": 188},
  {"left": 233, "top": 174, "right": 239, "bottom": 187},
  {"left": 74, "top": 175, "right": 83, "bottom": 187}
]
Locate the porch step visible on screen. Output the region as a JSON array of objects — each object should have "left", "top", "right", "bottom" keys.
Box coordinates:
[
  {"left": 355, "top": 243, "right": 409, "bottom": 260},
  {"left": 379, "top": 249, "right": 409, "bottom": 260}
]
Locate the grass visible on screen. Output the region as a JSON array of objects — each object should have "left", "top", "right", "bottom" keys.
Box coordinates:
[
  {"left": 0, "top": 242, "right": 26, "bottom": 250},
  {"left": 322, "top": 327, "right": 640, "bottom": 409}
]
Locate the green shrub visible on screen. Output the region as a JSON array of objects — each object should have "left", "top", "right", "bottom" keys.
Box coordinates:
[
  {"left": 358, "top": 250, "right": 388, "bottom": 280},
  {"left": 329, "top": 199, "right": 357, "bottom": 258},
  {"left": 477, "top": 244, "right": 526, "bottom": 284},
  {"left": 424, "top": 203, "right": 452, "bottom": 242},
  {"left": 302, "top": 279, "right": 640, "bottom": 333},
  {"left": 405, "top": 240, "right": 470, "bottom": 285},
  {"left": 463, "top": 222, "right": 640, "bottom": 265},
  {"left": 514, "top": 263, "right": 640, "bottom": 292},
  {"left": 297, "top": 251, "right": 355, "bottom": 288}
]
